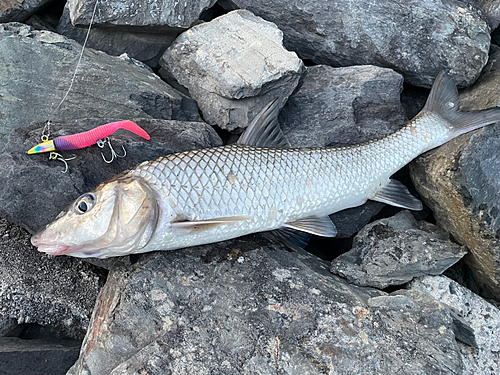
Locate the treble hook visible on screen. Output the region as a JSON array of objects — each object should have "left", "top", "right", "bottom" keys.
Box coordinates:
[
  {"left": 97, "top": 137, "right": 126, "bottom": 164},
  {"left": 49, "top": 152, "right": 76, "bottom": 173}
]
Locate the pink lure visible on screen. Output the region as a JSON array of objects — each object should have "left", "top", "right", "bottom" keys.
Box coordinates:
[{"left": 28, "top": 120, "right": 150, "bottom": 154}]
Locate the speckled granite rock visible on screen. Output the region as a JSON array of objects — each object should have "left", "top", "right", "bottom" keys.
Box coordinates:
[
  {"left": 330, "top": 211, "right": 467, "bottom": 289},
  {"left": 410, "top": 51, "right": 500, "bottom": 300},
  {"left": 410, "top": 275, "right": 500, "bottom": 374},
  {"left": 225, "top": 0, "right": 490, "bottom": 88},
  {"left": 68, "top": 236, "right": 466, "bottom": 375},
  {"left": 161, "top": 10, "right": 305, "bottom": 132}
]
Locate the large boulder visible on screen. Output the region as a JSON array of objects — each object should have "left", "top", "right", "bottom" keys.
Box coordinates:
[
  {"left": 68, "top": 236, "right": 467, "bottom": 375},
  {"left": 67, "top": 0, "right": 217, "bottom": 30},
  {"left": 409, "top": 51, "right": 500, "bottom": 300},
  {"left": 0, "top": 23, "right": 199, "bottom": 150},
  {"left": 0, "top": 0, "right": 51, "bottom": 22},
  {"left": 57, "top": 5, "right": 177, "bottom": 68},
  {"left": 330, "top": 211, "right": 467, "bottom": 289},
  {"left": 225, "top": 0, "right": 491, "bottom": 88},
  {"left": 0, "top": 118, "right": 222, "bottom": 234},
  {"left": 410, "top": 275, "right": 500, "bottom": 373},
  {"left": 161, "top": 10, "right": 305, "bottom": 132}
]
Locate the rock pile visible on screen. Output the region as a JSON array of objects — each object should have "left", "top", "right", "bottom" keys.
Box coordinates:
[{"left": 1, "top": 1, "right": 500, "bottom": 374}]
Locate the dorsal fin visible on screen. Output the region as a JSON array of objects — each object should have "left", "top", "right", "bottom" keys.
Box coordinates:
[{"left": 237, "top": 99, "right": 288, "bottom": 148}]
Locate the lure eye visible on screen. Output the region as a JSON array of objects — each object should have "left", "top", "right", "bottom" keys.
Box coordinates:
[{"left": 75, "top": 193, "right": 96, "bottom": 214}]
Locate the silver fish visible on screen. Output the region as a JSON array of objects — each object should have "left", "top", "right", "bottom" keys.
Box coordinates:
[{"left": 31, "top": 72, "right": 500, "bottom": 258}]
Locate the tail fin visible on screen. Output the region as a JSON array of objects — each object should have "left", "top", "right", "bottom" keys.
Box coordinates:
[{"left": 424, "top": 71, "right": 500, "bottom": 140}]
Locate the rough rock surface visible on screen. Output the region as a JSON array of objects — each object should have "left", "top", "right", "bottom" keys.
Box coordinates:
[
  {"left": 410, "top": 51, "right": 500, "bottom": 299},
  {"left": 0, "top": 118, "right": 222, "bottom": 234},
  {"left": 0, "top": 0, "right": 51, "bottom": 23},
  {"left": 0, "top": 23, "right": 199, "bottom": 150},
  {"left": 0, "top": 218, "right": 104, "bottom": 337},
  {"left": 0, "top": 337, "right": 81, "bottom": 375},
  {"left": 477, "top": 0, "right": 500, "bottom": 29},
  {"left": 226, "top": 0, "right": 491, "bottom": 88},
  {"left": 161, "top": 10, "right": 305, "bottom": 131},
  {"left": 330, "top": 211, "right": 467, "bottom": 289},
  {"left": 68, "top": 236, "right": 466, "bottom": 375},
  {"left": 410, "top": 275, "right": 500, "bottom": 374},
  {"left": 280, "top": 65, "right": 407, "bottom": 148},
  {"left": 57, "top": 5, "right": 177, "bottom": 68},
  {"left": 67, "top": 0, "right": 217, "bottom": 30}
]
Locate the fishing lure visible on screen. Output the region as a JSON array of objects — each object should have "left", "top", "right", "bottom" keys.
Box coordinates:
[{"left": 27, "top": 120, "right": 150, "bottom": 155}]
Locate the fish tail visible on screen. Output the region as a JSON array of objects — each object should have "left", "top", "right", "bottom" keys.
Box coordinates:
[{"left": 424, "top": 71, "right": 500, "bottom": 141}]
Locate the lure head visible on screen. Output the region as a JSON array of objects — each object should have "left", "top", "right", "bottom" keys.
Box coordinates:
[
  {"left": 27, "top": 139, "right": 56, "bottom": 154},
  {"left": 31, "top": 175, "right": 158, "bottom": 258}
]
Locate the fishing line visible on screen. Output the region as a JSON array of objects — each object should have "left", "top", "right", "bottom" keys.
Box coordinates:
[{"left": 41, "top": 0, "right": 100, "bottom": 141}]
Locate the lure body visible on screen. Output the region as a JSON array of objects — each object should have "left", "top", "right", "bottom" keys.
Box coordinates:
[{"left": 27, "top": 120, "right": 150, "bottom": 154}]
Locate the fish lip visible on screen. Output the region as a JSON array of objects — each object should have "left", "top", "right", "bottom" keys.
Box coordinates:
[{"left": 31, "top": 234, "right": 70, "bottom": 255}]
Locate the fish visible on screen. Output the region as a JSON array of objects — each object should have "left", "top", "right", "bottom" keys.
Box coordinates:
[{"left": 31, "top": 72, "right": 500, "bottom": 258}]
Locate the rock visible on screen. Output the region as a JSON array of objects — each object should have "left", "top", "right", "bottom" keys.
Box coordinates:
[
  {"left": 330, "top": 211, "right": 467, "bottom": 289},
  {"left": 68, "top": 236, "right": 465, "bottom": 375},
  {"left": 0, "top": 316, "right": 18, "bottom": 337},
  {"left": 67, "top": 0, "right": 217, "bottom": 30},
  {"left": 0, "top": 118, "right": 222, "bottom": 234},
  {"left": 57, "top": 5, "right": 177, "bottom": 68},
  {"left": 476, "top": 0, "right": 500, "bottom": 29},
  {"left": 161, "top": 10, "right": 305, "bottom": 131},
  {"left": 280, "top": 65, "right": 407, "bottom": 148},
  {"left": 225, "top": 0, "right": 491, "bottom": 88},
  {"left": 0, "top": 337, "right": 81, "bottom": 375},
  {"left": 0, "top": 218, "right": 104, "bottom": 337},
  {"left": 410, "top": 275, "right": 500, "bottom": 374},
  {"left": 0, "top": 0, "right": 51, "bottom": 22},
  {"left": 329, "top": 202, "right": 385, "bottom": 239},
  {"left": 409, "top": 51, "right": 500, "bottom": 299},
  {"left": 0, "top": 23, "right": 200, "bottom": 150}
]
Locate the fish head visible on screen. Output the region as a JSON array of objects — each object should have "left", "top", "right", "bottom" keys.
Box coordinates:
[{"left": 31, "top": 176, "right": 158, "bottom": 258}]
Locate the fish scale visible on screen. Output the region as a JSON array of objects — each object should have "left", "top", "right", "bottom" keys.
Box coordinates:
[{"left": 127, "top": 113, "right": 449, "bottom": 252}]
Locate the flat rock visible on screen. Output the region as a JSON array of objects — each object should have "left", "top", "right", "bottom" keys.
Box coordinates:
[
  {"left": 410, "top": 275, "right": 500, "bottom": 374},
  {"left": 0, "top": 118, "right": 222, "bottom": 234},
  {"left": 0, "top": 337, "right": 81, "bottom": 375},
  {"left": 330, "top": 211, "right": 467, "bottom": 289},
  {"left": 0, "top": 218, "right": 104, "bottom": 337},
  {"left": 57, "top": 5, "right": 177, "bottom": 68},
  {"left": 67, "top": 0, "right": 217, "bottom": 30},
  {"left": 68, "top": 236, "right": 465, "bottom": 375},
  {"left": 409, "top": 51, "right": 500, "bottom": 300},
  {"left": 0, "top": 0, "right": 51, "bottom": 22},
  {"left": 0, "top": 23, "right": 199, "bottom": 150},
  {"left": 161, "top": 10, "right": 305, "bottom": 131},
  {"left": 226, "top": 0, "right": 490, "bottom": 88},
  {"left": 279, "top": 65, "right": 408, "bottom": 238}
]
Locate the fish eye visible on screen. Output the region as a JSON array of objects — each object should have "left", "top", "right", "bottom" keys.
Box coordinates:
[{"left": 75, "top": 193, "right": 96, "bottom": 214}]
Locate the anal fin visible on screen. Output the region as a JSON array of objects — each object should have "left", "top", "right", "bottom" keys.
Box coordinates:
[
  {"left": 372, "top": 179, "right": 423, "bottom": 210},
  {"left": 283, "top": 215, "right": 338, "bottom": 237}
]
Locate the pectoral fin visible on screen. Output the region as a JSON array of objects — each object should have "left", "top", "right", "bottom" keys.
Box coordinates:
[
  {"left": 283, "top": 215, "right": 338, "bottom": 237},
  {"left": 170, "top": 215, "right": 252, "bottom": 233},
  {"left": 372, "top": 179, "right": 423, "bottom": 210}
]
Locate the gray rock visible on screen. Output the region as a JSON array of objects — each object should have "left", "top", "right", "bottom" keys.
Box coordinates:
[
  {"left": 0, "top": 0, "right": 51, "bottom": 22},
  {"left": 67, "top": 0, "right": 217, "bottom": 30},
  {"left": 409, "top": 51, "right": 500, "bottom": 299},
  {"left": 0, "top": 315, "right": 18, "bottom": 337},
  {"left": 68, "top": 236, "right": 465, "bottom": 375},
  {"left": 280, "top": 65, "right": 407, "bottom": 148},
  {"left": 0, "top": 218, "right": 104, "bottom": 337},
  {"left": 0, "top": 23, "right": 199, "bottom": 150},
  {"left": 57, "top": 5, "right": 177, "bottom": 68},
  {"left": 330, "top": 211, "right": 467, "bottom": 289},
  {"left": 225, "top": 0, "right": 490, "bottom": 88},
  {"left": 0, "top": 118, "right": 222, "bottom": 234},
  {"left": 0, "top": 337, "right": 81, "bottom": 375},
  {"left": 161, "top": 10, "right": 305, "bottom": 131},
  {"left": 476, "top": 0, "right": 500, "bottom": 29},
  {"left": 329, "top": 201, "right": 385, "bottom": 239},
  {"left": 410, "top": 275, "right": 500, "bottom": 374}
]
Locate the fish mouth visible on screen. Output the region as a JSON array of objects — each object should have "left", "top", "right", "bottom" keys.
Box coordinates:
[{"left": 31, "top": 235, "right": 70, "bottom": 255}]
